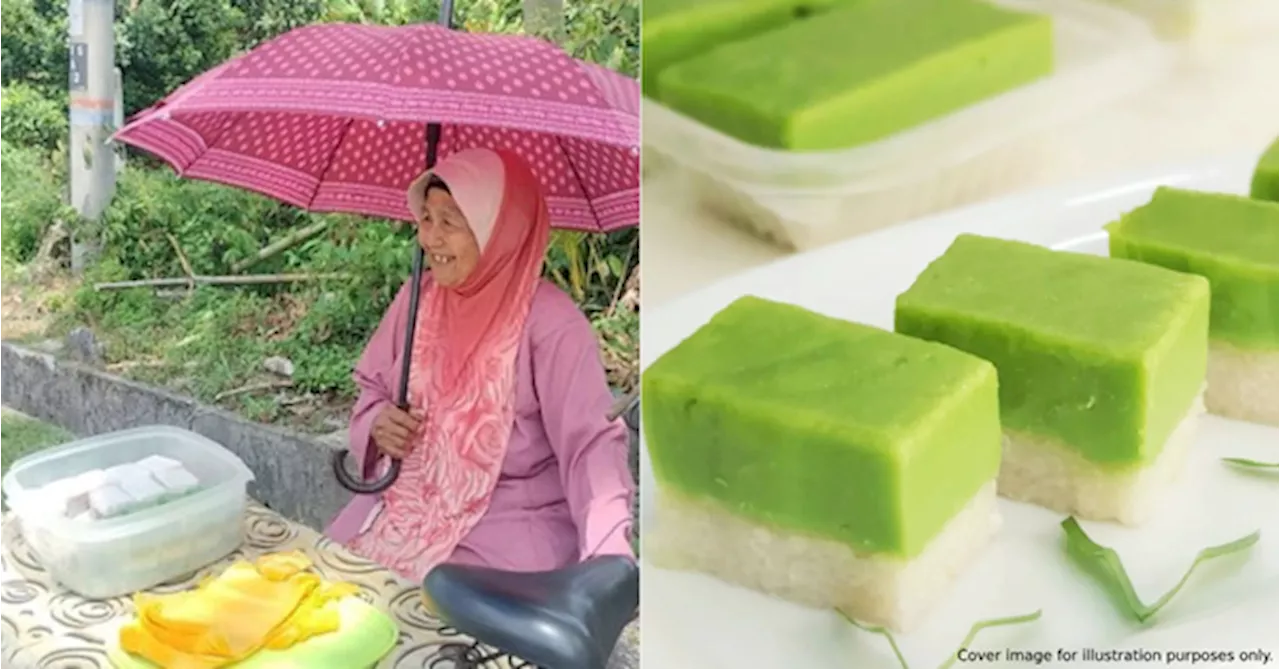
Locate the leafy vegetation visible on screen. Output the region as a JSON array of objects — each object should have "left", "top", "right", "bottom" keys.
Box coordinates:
[
  {"left": 1, "top": 83, "right": 68, "bottom": 154},
  {"left": 1, "top": 0, "right": 640, "bottom": 432},
  {"left": 1, "top": 140, "right": 74, "bottom": 263}
]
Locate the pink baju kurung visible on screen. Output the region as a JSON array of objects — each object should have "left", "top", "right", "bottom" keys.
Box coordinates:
[{"left": 325, "top": 278, "right": 636, "bottom": 574}]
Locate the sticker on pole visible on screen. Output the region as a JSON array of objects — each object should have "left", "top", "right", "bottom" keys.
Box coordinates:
[{"left": 70, "top": 42, "right": 88, "bottom": 91}]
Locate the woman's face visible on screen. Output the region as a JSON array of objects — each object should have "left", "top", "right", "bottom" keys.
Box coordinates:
[{"left": 417, "top": 186, "right": 481, "bottom": 288}]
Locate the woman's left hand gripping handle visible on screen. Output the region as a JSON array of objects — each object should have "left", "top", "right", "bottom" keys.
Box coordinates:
[{"left": 371, "top": 405, "right": 425, "bottom": 460}]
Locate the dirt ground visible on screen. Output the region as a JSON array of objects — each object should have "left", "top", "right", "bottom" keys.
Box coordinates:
[{"left": 0, "top": 270, "right": 69, "bottom": 341}]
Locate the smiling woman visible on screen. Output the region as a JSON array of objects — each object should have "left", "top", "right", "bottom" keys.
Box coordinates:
[
  {"left": 327, "top": 148, "right": 636, "bottom": 587},
  {"left": 412, "top": 176, "right": 482, "bottom": 287}
]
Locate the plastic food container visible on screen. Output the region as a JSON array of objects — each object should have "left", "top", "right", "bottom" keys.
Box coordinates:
[
  {"left": 1106, "top": 0, "right": 1279, "bottom": 43},
  {"left": 641, "top": 0, "right": 1176, "bottom": 251},
  {"left": 2, "top": 426, "right": 254, "bottom": 599}
]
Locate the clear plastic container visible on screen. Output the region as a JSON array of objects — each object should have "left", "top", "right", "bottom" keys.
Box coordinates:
[
  {"left": 1107, "top": 0, "right": 1279, "bottom": 43},
  {"left": 641, "top": 0, "right": 1176, "bottom": 251},
  {"left": 2, "top": 426, "right": 254, "bottom": 598}
]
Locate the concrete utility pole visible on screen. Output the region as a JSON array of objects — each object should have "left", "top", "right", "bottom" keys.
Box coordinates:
[
  {"left": 114, "top": 67, "right": 125, "bottom": 174},
  {"left": 523, "top": 0, "right": 565, "bottom": 44},
  {"left": 67, "top": 0, "right": 117, "bottom": 274}
]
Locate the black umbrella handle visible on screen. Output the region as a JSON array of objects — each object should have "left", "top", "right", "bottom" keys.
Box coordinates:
[
  {"left": 332, "top": 450, "right": 402, "bottom": 494},
  {"left": 333, "top": 244, "right": 427, "bottom": 494}
]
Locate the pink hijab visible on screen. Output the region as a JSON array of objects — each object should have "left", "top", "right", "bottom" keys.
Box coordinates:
[{"left": 349, "top": 148, "right": 551, "bottom": 580}]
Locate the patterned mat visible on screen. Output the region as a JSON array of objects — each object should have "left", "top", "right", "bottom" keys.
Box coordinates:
[{"left": 1, "top": 502, "right": 520, "bottom": 668}]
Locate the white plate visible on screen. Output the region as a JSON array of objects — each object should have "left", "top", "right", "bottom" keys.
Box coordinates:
[{"left": 640, "top": 153, "right": 1280, "bottom": 669}]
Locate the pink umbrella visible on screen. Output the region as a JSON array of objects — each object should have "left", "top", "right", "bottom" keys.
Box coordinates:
[
  {"left": 114, "top": 22, "right": 640, "bottom": 232},
  {"left": 113, "top": 20, "right": 640, "bottom": 494}
]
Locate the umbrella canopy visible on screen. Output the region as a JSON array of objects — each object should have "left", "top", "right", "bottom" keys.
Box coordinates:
[
  {"left": 112, "top": 20, "right": 640, "bottom": 496},
  {"left": 114, "top": 22, "right": 640, "bottom": 232}
]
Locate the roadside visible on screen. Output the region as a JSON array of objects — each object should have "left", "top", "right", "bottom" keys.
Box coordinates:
[{"left": 0, "top": 262, "right": 73, "bottom": 480}]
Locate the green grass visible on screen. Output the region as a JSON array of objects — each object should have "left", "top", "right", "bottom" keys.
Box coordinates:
[{"left": 1, "top": 408, "right": 72, "bottom": 476}]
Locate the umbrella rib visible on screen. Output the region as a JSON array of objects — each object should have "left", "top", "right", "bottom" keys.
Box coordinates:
[
  {"left": 174, "top": 110, "right": 254, "bottom": 178},
  {"left": 310, "top": 116, "right": 357, "bottom": 210},
  {"left": 553, "top": 134, "right": 605, "bottom": 233},
  {"left": 203, "top": 111, "right": 249, "bottom": 160}
]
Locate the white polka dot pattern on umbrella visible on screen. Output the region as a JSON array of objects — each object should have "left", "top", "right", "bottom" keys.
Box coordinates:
[
  {"left": 115, "top": 22, "right": 638, "bottom": 232},
  {"left": 147, "top": 23, "right": 636, "bottom": 147}
]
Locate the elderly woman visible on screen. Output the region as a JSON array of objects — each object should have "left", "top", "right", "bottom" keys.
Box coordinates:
[{"left": 325, "top": 148, "right": 635, "bottom": 581}]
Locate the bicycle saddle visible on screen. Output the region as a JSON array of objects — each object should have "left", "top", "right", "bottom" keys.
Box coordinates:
[{"left": 424, "top": 555, "right": 639, "bottom": 669}]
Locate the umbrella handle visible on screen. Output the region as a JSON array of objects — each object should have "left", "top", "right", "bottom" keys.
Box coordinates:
[
  {"left": 332, "top": 450, "right": 402, "bottom": 494},
  {"left": 333, "top": 392, "right": 638, "bottom": 495}
]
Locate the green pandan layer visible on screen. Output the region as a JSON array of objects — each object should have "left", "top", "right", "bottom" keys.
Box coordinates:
[
  {"left": 896, "top": 234, "right": 1209, "bottom": 467},
  {"left": 1108, "top": 187, "right": 1278, "bottom": 351},
  {"left": 643, "top": 296, "right": 1000, "bottom": 559},
  {"left": 642, "top": 0, "right": 828, "bottom": 98},
  {"left": 656, "top": 0, "right": 1053, "bottom": 149},
  {"left": 1251, "top": 139, "right": 1279, "bottom": 201}
]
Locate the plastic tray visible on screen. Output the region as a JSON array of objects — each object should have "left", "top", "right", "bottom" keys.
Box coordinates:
[
  {"left": 2, "top": 425, "right": 254, "bottom": 599},
  {"left": 641, "top": 0, "right": 1176, "bottom": 251}
]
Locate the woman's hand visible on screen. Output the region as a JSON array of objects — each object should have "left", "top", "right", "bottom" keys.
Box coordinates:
[{"left": 371, "top": 405, "right": 423, "bottom": 459}]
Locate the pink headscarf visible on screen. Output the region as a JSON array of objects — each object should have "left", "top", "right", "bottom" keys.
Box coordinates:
[{"left": 350, "top": 148, "right": 551, "bottom": 580}]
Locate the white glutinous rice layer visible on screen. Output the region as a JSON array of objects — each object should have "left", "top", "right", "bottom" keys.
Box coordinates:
[
  {"left": 998, "top": 394, "right": 1203, "bottom": 526},
  {"left": 646, "top": 480, "right": 1001, "bottom": 633},
  {"left": 1205, "top": 341, "right": 1278, "bottom": 426}
]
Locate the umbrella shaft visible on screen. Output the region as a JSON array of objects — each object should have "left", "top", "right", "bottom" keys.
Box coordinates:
[{"left": 397, "top": 246, "right": 425, "bottom": 409}]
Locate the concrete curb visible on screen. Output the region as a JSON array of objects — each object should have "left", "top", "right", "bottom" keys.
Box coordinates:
[
  {"left": 1, "top": 341, "right": 349, "bottom": 529},
  {"left": 2, "top": 341, "right": 642, "bottom": 530}
]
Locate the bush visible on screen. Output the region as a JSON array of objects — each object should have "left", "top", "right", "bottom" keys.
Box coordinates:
[
  {"left": 85, "top": 166, "right": 419, "bottom": 396},
  {"left": 116, "top": 0, "right": 249, "bottom": 115},
  {"left": 562, "top": 0, "right": 639, "bottom": 78},
  {"left": 1, "top": 83, "right": 68, "bottom": 153},
  {"left": 99, "top": 165, "right": 313, "bottom": 276},
  {"left": 1, "top": 141, "right": 70, "bottom": 263},
  {"left": 231, "top": 0, "right": 327, "bottom": 48},
  {"left": 0, "top": 0, "right": 69, "bottom": 97},
  {"left": 458, "top": 0, "right": 639, "bottom": 78}
]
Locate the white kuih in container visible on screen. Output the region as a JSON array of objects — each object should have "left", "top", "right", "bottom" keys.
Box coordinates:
[
  {"left": 2, "top": 426, "right": 254, "bottom": 599},
  {"left": 642, "top": 0, "right": 1175, "bottom": 251}
]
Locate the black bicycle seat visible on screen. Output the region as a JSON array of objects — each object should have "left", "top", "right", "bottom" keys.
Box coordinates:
[{"left": 424, "top": 556, "right": 639, "bottom": 669}]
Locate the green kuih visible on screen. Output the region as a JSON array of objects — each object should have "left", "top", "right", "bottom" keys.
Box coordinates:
[
  {"left": 1251, "top": 139, "right": 1279, "bottom": 201},
  {"left": 655, "top": 0, "right": 1053, "bottom": 150},
  {"left": 643, "top": 0, "right": 818, "bottom": 97},
  {"left": 1108, "top": 187, "right": 1278, "bottom": 426},
  {"left": 895, "top": 235, "right": 1210, "bottom": 526},
  {"left": 643, "top": 296, "right": 1002, "bottom": 632}
]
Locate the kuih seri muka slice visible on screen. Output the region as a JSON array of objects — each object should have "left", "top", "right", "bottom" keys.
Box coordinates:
[
  {"left": 895, "top": 234, "right": 1210, "bottom": 525},
  {"left": 1108, "top": 187, "right": 1278, "bottom": 425},
  {"left": 1251, "top": 139, "right": 1278, "bottom": 202},
  {"left": 642, "top": 296, "right": 1002, "bottom": 632}
]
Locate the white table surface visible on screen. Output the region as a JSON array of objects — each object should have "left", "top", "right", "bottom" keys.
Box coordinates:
[{"left": 641, "top": 35, "right": 1280, "bottom": 308}]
